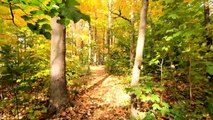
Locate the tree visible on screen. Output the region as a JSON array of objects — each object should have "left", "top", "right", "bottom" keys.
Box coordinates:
[
  {"left": 48, "top": 16, "right": 70, "bottom": 115},
  {"left": 88, "top": 22, "right": 92, "bottom": 71},
  {"left": 130, "top": 0, "right": 136, "bottom": 68},
  {"left": 107, "top": 0, "right": 112, "bottom": 54},
  {"left": 204, "top": 0, "right": 212, "bottom": 46},
  {"left": 0, "top": 0, "right": 89, "bottom": 116},
  {"left": 110, "top": 0, "right": 136, "bottom": 68},
  {"left": 130, "top": 0, "right": 149, "bottom": 118},
  {"left": 45, "top": 1, "right": 90, "bottom": 115}
]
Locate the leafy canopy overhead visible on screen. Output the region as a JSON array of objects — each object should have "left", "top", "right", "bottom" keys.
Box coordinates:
[{"left": 9, "top": 0, "right": 90, "bottom": 39}]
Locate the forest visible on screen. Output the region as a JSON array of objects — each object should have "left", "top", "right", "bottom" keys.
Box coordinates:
[{"left": 0, "top": 0, "right": 212, "bottom": 119}]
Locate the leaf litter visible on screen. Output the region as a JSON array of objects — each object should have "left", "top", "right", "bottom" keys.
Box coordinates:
[{"left": 52, "top": 65, "right": 130, "bottom": 120}]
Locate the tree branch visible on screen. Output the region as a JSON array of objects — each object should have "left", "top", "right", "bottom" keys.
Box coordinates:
[
  {"left": 9, "top": 2, "right": 17, "bottom": 26},
  {"left": 111, "top": 11, "right": 131, "bottom": 23}
]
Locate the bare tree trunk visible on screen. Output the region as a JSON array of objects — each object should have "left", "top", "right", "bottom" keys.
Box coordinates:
[
  {"left": 88, "top": 22, "right": 92, "bottom": 72},
  {"left": 73, "top": 24, "right": 77, "bottom": 55},
  {"left": 130, "top": 0, "right": 135, "bottom": 68},
  {"left": 107, "top": 0, "right": 112, "bottom": 54},
  {"left": 203, "top": 0, "right": 213, "bottom": 81},
  {"left": 189, "top": 56, "right": 192, "bottom": 99},
  {"left": 204, "top": 0, "right": 212, "bottom": 46},
  {"left": 130, "top": 0, "right": 149, "bottom": 119},
  {"left": 102, "top": 29, "right": 106, "bottom": 64},
  {"left": 80, "top": 40, "right": 84, "bottom": 64},
  {"left": 48, "top": 16, "right": 70, "bottom": 116},
  {"left": 93, "top": 26, "right": 97, "bottom": 65},
  {"left": 204, "top": 0, "right": 210, "bottom": 25}
]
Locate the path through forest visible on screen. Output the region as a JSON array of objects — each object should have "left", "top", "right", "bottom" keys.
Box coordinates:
[{"left": 58, "top": 65, "right": 130, "bottom": 119}]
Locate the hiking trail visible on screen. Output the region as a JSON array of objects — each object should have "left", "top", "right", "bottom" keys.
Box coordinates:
[{"left": 63, "top": 65, "right": 130, "bottom": 120}]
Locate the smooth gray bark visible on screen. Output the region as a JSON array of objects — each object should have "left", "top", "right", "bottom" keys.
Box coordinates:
[{"left": 130, "top": 0, "right": 148, "bottom": 118}]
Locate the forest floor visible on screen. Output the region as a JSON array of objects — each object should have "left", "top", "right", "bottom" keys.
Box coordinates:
[{"left": 53, "top": 65, "right": 131, "bottom": 119}]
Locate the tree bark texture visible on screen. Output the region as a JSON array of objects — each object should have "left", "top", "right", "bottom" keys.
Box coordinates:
[
  {"left": 130, "top": 0, "right": 148, "bottom": 118},
  {"left": 48, "top": 16, "right": 70, "bottom": 116}
]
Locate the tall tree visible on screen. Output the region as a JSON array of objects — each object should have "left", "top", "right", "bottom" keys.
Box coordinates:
[
  {"left": 48, "top": 16, "right": 70, "bottom": 115},
  {"left": 130, "top": 0, "right": 149, "bottom": 118},
  {"left": 107, "top": 0, "right": 112, "bottom": 54},
  {"left": 203, "top": 0, "right": 213, "bottom": 86},
  {"left": 47, "top": 0, "right": 89, "bottom": 114},
  {"left": 130, "top": 0, "right": 136, "bottom": 68},
  {"left": 93, "top": 17, "right": 98, "bottom": 65},
  {"left": 88, "top": 22, "right": 92, "bottom": 71},
  {"left": 0, "top": 0, "right": 90, "bottom": 116},
  {"left": 204, "top": 0, "right": 212, "bottom": 46}
]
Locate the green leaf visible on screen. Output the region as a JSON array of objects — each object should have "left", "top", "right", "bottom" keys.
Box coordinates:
[
  {"left": 168, "top": 13, "right": 179, "bottom": 19},
  {"left": 150, "top": 94, "right": 160, "bottom": 102},
  {"left": 144, "top": 112, "right": 155, "bottom": 120},
  {"left": 61, "top": 7, "right": 90, "bottom": 23},
  {"left": 47, "top": 9, "right": 59, "bottom": 17},
  {"left": 30, "top": 10, "right": 44, "bottom": 16},
  {"left": 41, "top": 24, "right": 51, "bottom": 30},
  {"left": 27, "top": 23, "right": 37, "bottom": 31},
  {"left": 21, "top": 15, "right": 33, "bottom": 21},
  {"left": 12, "top": 6, "right": 21, "bottom": 10},
  {"left": 55, "top": 0, "right": 62, "bottom": 3},
  {"left": 135, "top": 88, "right": 142, "bottom": 97},
  {"left": 152, "top": 103, "right": 161, "bottom": 110},
  {"left": 43, "top": 32, "right": 51, "bottom": 39},
  {"left": 161, "top": 106, "right": 170, "bottom": 114},
  {"left": 161, "top": 102, "right": 169, "bottom": 108},
  {"left": 195, "top": 100, "right": 204, "bottom": 105},
  {"left": 37, "top": 18, "right": 49, "bottom": 23},
  {"left": 65, "top": 0, "right": 80, "bottom": 7},
  {"left": 65, "top": 18, "right": 71, "bottom": 26},
  {"left": 34, "top": 110, "right": 42, "bottom": 116},
  {"left": 164, "top": 36, "right": 173, "bottom": 41},
  {"left": 144, "top": 87, "right": 152, "bottom": 93},
  {"left": 125, "top": 87, "right": 133, "bottom": 93},
  {"left": 140, "top": 95, "right": 151, "bottom": 101},
  {"left": 206, "top": 63, "right": 213, "bottom": 75},
  {"left": 30, "top": 0, "right": 41, "bottom": 6}
]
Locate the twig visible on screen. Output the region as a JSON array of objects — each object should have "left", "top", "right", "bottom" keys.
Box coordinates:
[
  {"left": 9, "top": 1, "right": 18, "bottom": 26},
  {"left": 111, "top": 10, "right": 131, "bottom": 23}
]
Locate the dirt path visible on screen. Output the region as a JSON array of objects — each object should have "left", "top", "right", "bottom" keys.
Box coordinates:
[{"left": 67, "top": 65, "right": 130, "bottom": 120}]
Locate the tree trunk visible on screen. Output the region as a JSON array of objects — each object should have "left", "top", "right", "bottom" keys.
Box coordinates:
[
  {"left": 204, "top": 0, "right": 210, "bottom": 24},
  {"left": 203, "top": 0, "right": 213, "bottom": 81},
  {"left": 107, "top": 0, "right": 112, "bottom": 54},
  {"left": 130, "top": 0, "right": 149, "bottom": 118},
  {"left": 48, "top": 16, "right": 70, "bottom": 116},
  {"left": 204, "top": 0, "right": 212, "bottom": 46},
  {"left": 93, "top": 26, "right": 97, "bottom": 65},
  {"left": 102, "top": 29, "right": 106, "bottom": 64},
  {"left": 88, "top": 22, "right": 92, "bottom": 72},
  {"left": 130, "top": 0, "right": 135, "bottom": 68}
]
